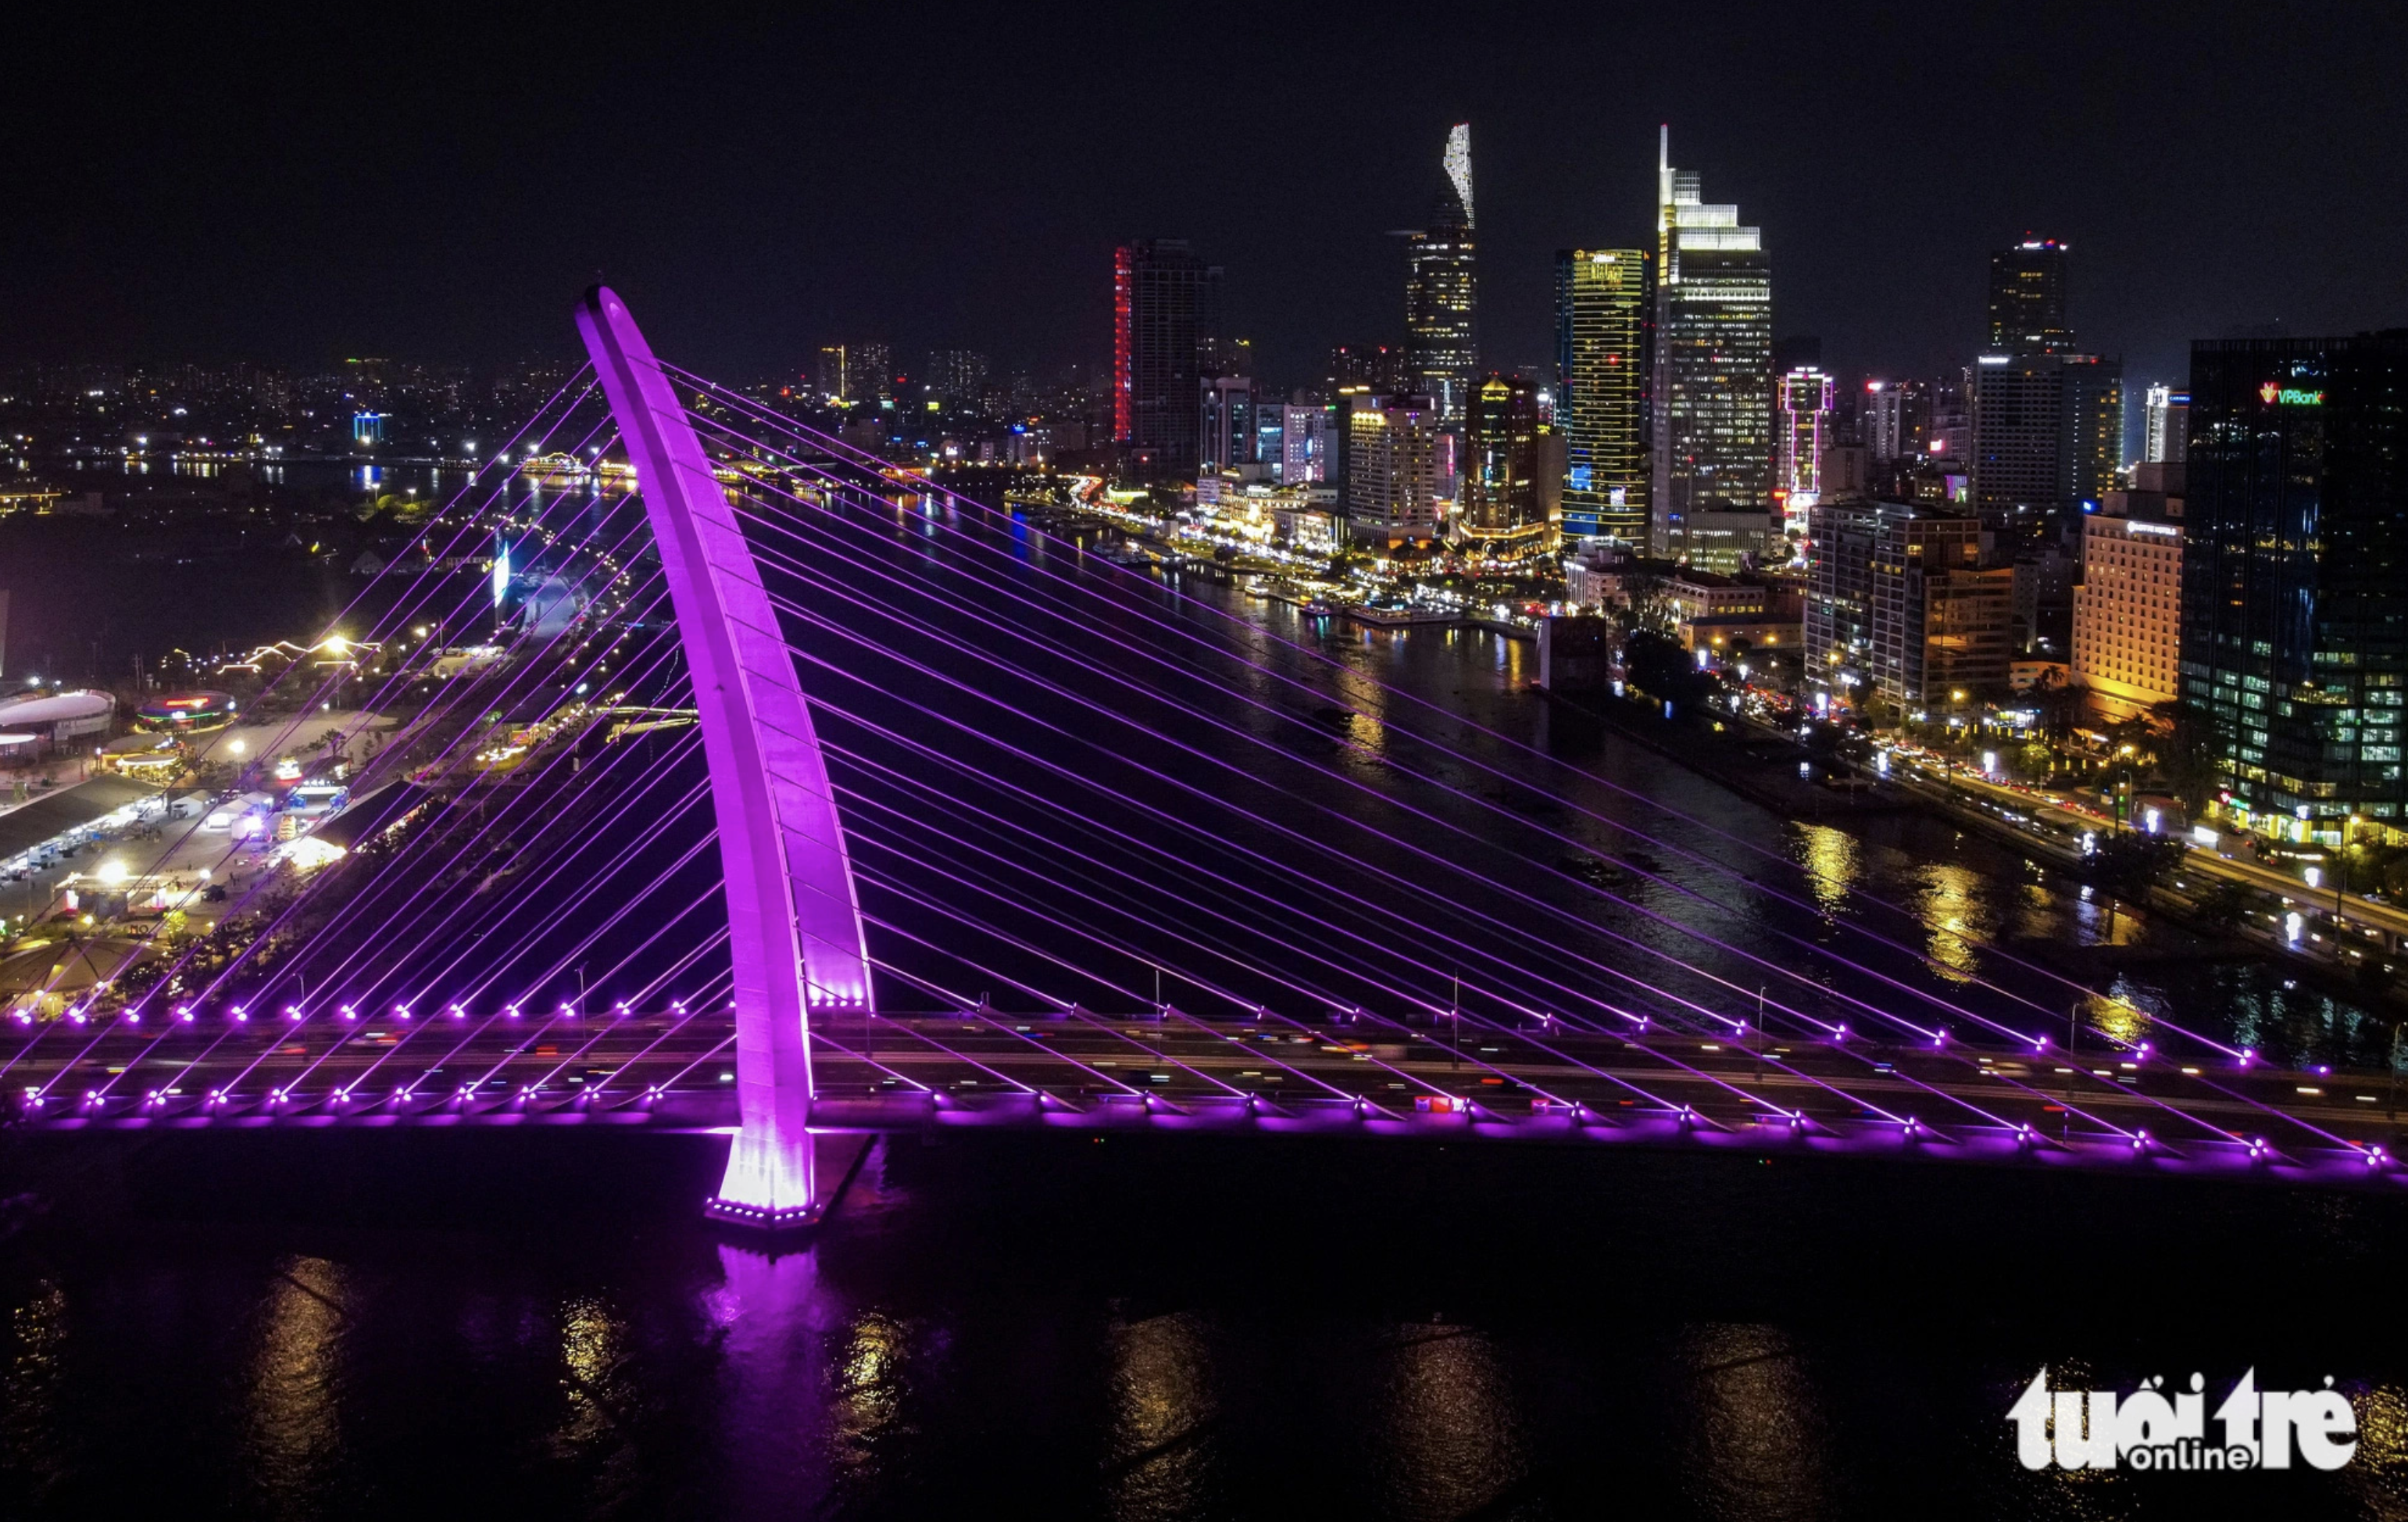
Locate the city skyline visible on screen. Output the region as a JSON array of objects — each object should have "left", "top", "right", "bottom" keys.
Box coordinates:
[
  {"left": 11, "top": 15, "right": 2408, "bottom": 1517},
  {"left": 7, "top": 9, "right": 2403, "bottom": 397}
]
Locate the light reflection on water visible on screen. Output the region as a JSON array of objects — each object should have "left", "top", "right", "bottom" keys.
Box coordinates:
[
  {"left": 1917, "top": 863, "right": 1987, "bottom": 982},
  {"left": 712, "top": 1242, "right": 836, "bottom": 1512},
  {"left": 1368, "top": 1324, "right": 1527, "bottom": 1522},
  {"left": 1236, "top": 584, "right": 2388, "bottom": 1070},
  {"left": 1795, "top": 824, "right": 1858, "bottom": 917},
  {"left": 1673, "top": 1324, "right": 1830, "bottom": 1522},
  {"left": 243, "top": 1256, "right": 348, "bottom": 1517},
  {"left": 2, "top": 1133, "right": 2408, "bottom": 1518},
  {"left": 554, "top": 1292, "right": 628, "bottom": 1450},
  {"left": 1108, "top": 1310, "right": 1220, "bottom": 1520},
  {"left": 1, "top": 1281, "right": 66, "bottom": 1502}
]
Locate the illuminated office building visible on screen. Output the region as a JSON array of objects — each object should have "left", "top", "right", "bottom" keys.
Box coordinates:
[
  {"left": 1650, "top": 127, "right": 1776, "bottom": 572},
  {"left": 1806, "top": 501, "right": 2007, "bottom": 706},
  {"left": 1553, "top": 248, "right": 1652, "bottom": 543},
  {"left": 1969, "top": 351, "right": 2122, "bottom": 539},
  {"left": 1459, "top": 374, "right": 1549, "bottom": 555},
  {"left": 849, "top": 343, "right": 892, "bottom": 406},
  {"left": 1199, "top": 374, "right": 1256, "bottom": 473},
  {"left": 1988, "top": 238, "right": 2073, "bottom": 352},
  {"left": 1405, "top": 124, "right": 1478, "bottom": 423},
  {"left": 813, "top": 342, "right": 891, "bottom": 407},
  {"left": 2144, "top": 383, "right": 2189, "bottom": 463},
  {"left": 1777, "top": 366, "right": 1833, "bottom": 532},
  {"left": 1329, "top": 343, "right": 1409, "bottom": 393},
  {"left": 2181, "top": 331, "right": 2408, "bottom": 835}
]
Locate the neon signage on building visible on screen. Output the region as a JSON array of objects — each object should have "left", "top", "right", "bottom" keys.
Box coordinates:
[{"left": 2259, "top": 382, "right": 2324, "bottom": 406}]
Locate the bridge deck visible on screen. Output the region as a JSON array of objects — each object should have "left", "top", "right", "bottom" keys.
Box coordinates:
[{"left": 5, "top": 1009, "right": 2402, "bottom": 1191}]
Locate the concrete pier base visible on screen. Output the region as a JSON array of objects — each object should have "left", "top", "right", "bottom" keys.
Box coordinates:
[{"left": 704, "top": 1131, "right": 874, "bottom": 1238}]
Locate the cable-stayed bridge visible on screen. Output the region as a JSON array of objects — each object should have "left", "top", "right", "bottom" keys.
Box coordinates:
[{"left": 5, "top": 289, "right": 2402, "bottom": 1231}]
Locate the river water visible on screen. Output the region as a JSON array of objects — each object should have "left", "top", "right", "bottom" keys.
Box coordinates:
[{"left": 4, "top": 468, "right": 2407, "bottom": 1518}]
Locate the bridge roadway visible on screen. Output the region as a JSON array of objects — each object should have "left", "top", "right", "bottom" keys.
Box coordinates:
[{"left": 5, "top": 1009, "right": 2405, "bottom": 1190}]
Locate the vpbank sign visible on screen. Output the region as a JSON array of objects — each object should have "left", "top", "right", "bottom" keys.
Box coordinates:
[
  {"left": 2007, "top": 1369, "right": 2357, "bottom": 1472},
  {"left": 2260, "top": 381, "right": 2325, "bottom": 406}
]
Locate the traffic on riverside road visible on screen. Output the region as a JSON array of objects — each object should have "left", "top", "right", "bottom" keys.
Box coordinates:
[
  {"left": 1701, "top": 679, "right": 2408, "bottom": 982},
  {"left": 8, "top": 1002, "right": 2401, "bottom": 1183}
]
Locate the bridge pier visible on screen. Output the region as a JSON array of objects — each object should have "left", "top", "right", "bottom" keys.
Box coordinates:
[
  {"left": 577, "top": 287, "right": 875, "bottom": 1234},
  {"left": 704, "top": 1131, "right": 874, "bottom": 1236}
]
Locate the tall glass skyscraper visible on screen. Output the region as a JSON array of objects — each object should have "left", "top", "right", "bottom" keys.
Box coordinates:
[
  {"left": 1649, "top": 127, "right": 1775, "bottom": 572},
  {"left": 2181, "top": 331, "right": 2408, "bottom": 838},
  {"left": 1405, "top": 123, "right": 1478, "bottom": 424},
  {"left": 1459, "top": 373, "right": 1549, "bottom": 555},
  {"left": 1553, "top": 248, "right": 1652, "bottom": 543}
]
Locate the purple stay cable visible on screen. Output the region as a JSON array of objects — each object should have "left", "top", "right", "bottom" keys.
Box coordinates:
[
  {"left": 733, "top": 494, "right": 2028, "bottom": 1048},
  {"left": 693, "top": 387, "right": 2198, "bottom": 1054}
]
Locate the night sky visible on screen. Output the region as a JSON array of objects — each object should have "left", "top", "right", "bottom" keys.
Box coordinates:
[{"left": 12, "top": 5, "right": 2405, "bottom": 394}]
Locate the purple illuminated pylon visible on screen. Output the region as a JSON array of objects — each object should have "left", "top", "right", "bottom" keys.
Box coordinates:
[{"left": 576, "top": 287, "right": 872, "bottom": 1232}]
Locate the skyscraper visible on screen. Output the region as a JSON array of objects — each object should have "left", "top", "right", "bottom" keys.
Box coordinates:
[
  {"left": 1553, "top": 248, "right": 1652, "bottom": 544},
  {"left": 816, "top": 342, "right": 890, "bottom": 407},
  {"left": 1345, "top": 393, "right": 1442, "bottom": 547},
  {"left": 1928, "top": 371, "right": 1972, "bottom": 460},
  {"left": 1987, "top": 239, "right": 2073, "bottom": 352},
  {"left": 1650, "top": 127, "right": 1777, "bottom": 572},
  {"left": 2144, "top": 383, "right": 2190, "bottom": 463},
  {"left": 1860, "top": 379, "right": 1931, "bottom": 462},
  {"left": 924, "top": 349, "right": 990, "bottom": 406},
  {"left": 1969, "top": 352, "right": 2123, "bottom": 538},
  {"left": 1199, "top": 374, "right": 1256, "bottom": 473},
  {"left": 1777, "top": 366, "right": 1834, "bottom": 533},
  {"left": 2181, "top": 331, "right": 2408, "bottom": 836},
  {"left": 1405, "top": 123, "right": 1478, "bottom": 424},
  {"left": 847, "top": 342, "right": 893, "bottom": 406},
  {"left": 1113, "top": 239, "right": 1213, "bottom": 479},
  {"left": 2072, "top": 471, "right": 2185, "bottom": 721},
  {"left": 1459, "top": 374, "right": 1549, "bottom": 555}
]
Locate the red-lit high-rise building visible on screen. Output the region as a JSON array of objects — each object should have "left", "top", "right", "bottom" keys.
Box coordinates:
[{"left": 1113, "top": 239, "right": 1217, "bottom": 481}]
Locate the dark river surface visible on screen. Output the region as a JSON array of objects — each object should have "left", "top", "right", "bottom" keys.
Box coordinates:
[{"left": 5, "top": 463, "right": 2408, "bottom": 1518}]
